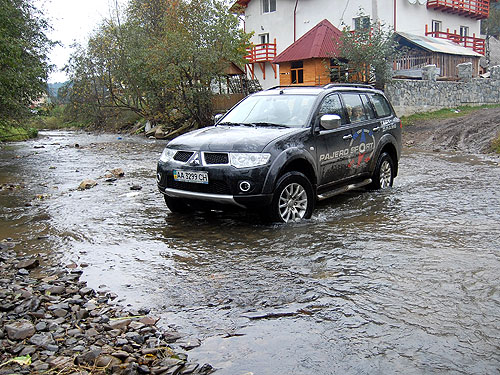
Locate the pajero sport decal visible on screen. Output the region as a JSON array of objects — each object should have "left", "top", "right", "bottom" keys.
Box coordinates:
[
  {"left": 319, "top": 128, "right": 375, "bottom": 169},
  {"left": 348, "top": 129, "right": 375, "bottom": 168}
]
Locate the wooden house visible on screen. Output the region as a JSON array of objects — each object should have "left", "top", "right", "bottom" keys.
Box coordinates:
[{"left": 272, "top": 19, "right": 342, "bottom": 86}]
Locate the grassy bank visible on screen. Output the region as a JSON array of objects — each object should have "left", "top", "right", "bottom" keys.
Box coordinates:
[
  {"left": 28, "top": 105, "right": 89, "bottom": 130},
  {"left": 401, "top": 104, "right": 500, "bottom": 127},
  {"left": 0, "top": 122, "right": 38, "bottom": 142}
]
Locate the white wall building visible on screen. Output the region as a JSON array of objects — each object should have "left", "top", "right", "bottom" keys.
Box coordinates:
[{"left": 234, "top": 0, "right": 490, "bottom": 88}]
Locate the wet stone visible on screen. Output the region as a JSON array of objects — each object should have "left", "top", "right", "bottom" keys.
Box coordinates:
[
  {"left": 52, "top": 308, "right": 67, "bottom": 317},
  {"left": 16, "top": 258, "right": 40, "bottom": 270},
  {"left": 29, "top": 332, "right": 55, "bottom": 348},
  {"left": 75, "top": 348, "right": 101, "bottom": 365},
  {"left": 5, "top": 320, "right": 36, "bottom": 340},
  {"left": 35, "top": 321, "right": 47, "bottom": 331}
]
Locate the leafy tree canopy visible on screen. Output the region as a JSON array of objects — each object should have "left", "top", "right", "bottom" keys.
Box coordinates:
[
  {"left": 0, "top": 0, "right": 53, "bottom": 121},
  {"left": 332, "top": 14, "right": 403, "bottom": 89},
  {"left": 65, "top": 0, "right": 250, "bottom": 131}
]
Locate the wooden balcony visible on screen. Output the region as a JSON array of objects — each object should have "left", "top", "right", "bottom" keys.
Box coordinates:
[
  {"left": 426, "top": 0, "right": 489, "bottom": 20},
  {"left": 244, "top": 39, "right": 277, "bottom": 80},
  {"left": 425, "top": 26, "right": 485, "bottom": 55},
  {"left": 245, "top": 41, "right": 277, "bottom": 63}
]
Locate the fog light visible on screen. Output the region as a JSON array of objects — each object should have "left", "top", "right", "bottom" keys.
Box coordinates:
[
  {"left": 239, "top": 181, "right": 252, "bottom": 192},
  {"left": 156, "top": 172, "right": 162, "bottom": 183}
]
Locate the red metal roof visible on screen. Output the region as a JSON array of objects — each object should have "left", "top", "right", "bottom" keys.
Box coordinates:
[
  {"left": 231, "top": 0, "right": 251, "bottom": 10},
  {"left": 273, "top": 19, "right": 342, "bottom": 64}
]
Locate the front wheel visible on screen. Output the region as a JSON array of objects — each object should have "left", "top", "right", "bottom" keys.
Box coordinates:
[
  {"left": 268, "top": 172, "right": 315, "bottom": 223},
  {"left": 370, "top": 152, "right": 394, "bottom": 190}
]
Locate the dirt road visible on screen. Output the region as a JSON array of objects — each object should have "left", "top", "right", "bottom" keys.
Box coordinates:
[{"left": 403, "top": 106, "right": 500, "bottom": 154}]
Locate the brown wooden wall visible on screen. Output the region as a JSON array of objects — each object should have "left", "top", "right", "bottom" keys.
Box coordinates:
[{"left": 278, "top": 59, "right": 331, "bottom": 86}]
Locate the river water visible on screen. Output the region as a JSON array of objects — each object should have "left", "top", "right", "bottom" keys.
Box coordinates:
[{"left": 1, "top": 130, "right": 499, "bottom": 374}]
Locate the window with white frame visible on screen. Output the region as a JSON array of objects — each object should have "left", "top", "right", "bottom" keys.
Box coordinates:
[
  {"left": 460, "top": 26, "right": 469, "bottom": 37},
  {"left": 353, "top": 16, "right": 370, "bottom": 31},
  {"left": 432, "top": 20, "right": 442, "bottom": 33},
  {"left": 262, "top": 0, "right": 276, "bottom": 13}
]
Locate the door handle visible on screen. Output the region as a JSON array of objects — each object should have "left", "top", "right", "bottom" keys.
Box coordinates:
[
  {"left": 372, "top": 126, "right": 381, "bottom": 132},
  {"left": 343, "top": 134, "right": 352, "bottom": 140}
]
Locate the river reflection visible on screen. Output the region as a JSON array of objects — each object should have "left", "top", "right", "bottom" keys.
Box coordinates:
[{"left": 1, "top": 131, "right": 499, "bottom": 374}]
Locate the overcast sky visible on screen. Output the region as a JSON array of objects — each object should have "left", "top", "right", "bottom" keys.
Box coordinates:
[{"left": 40, "top": 0, "right": 128, "bottom": 83}]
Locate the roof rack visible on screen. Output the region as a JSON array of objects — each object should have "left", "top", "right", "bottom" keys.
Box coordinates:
[
  {"left": 323, "top": 83, "right": 375, "bottom": 89},
  {"left": 265, "top": 85, "right": 321, "bottom": 90}
]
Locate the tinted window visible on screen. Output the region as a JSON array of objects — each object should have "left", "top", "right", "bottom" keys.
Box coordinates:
[
  {"left": 318, "top": 94, "right": 346, "bottom": 124},
  {"left": 342, "top": 93, "right": 368, "bottom": 123},
  {"left": 361, "top": 94, "right": 375, "bottom": 119},
  {"left": 370, "top": 93, "right": 392, "bottom": 118}
]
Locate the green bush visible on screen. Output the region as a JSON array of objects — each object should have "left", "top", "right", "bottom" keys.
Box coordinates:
[
  {"left": 491, "top": 133, "right": 500, "bottom": 154},
  {"left": 0, "top": 122, "right": 38, "bottom": 142}
]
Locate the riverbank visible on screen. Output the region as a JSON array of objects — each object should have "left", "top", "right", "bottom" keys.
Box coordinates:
[
  {"left": 0, "top": 242, "right": 213, "bottom": 375},
  {"left": 402, "top": 105, "right": 500, "bottom": 154},
  {"left": 0, "top": 122, "right": 38, "bottom": 142}
]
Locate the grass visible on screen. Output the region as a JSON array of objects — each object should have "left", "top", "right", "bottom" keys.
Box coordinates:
[
  {"left": 0, "top": 122, "right": 38, "bottom": 142},
  {"left": 491, "top": 133, "right": 500, "bottom": 154},
  {"left": 401, "top": 103, "right": 500, "bottom": 127}
]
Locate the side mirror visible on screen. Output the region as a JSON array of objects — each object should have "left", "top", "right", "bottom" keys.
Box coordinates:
[
  {"left": 214, "top": 113, "right": 224, "bottom": 124},
  {"left": 320, "top": 114, "right": 341, "bottom": 130}
]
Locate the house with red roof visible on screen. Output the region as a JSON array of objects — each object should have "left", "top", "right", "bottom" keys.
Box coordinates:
[
  {"left": 272, "top": 19, "right": 342, "bottom": 86},
  {"left": 233, "top": 0, "right": 494, "bottom": 88}
]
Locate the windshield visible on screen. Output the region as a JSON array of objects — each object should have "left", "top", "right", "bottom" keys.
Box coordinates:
[{"left": 219, "top": 94, "right": 317, "bottom": 128}]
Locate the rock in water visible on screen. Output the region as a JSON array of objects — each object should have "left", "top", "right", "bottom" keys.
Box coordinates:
[{"left": 78, "top": 179, "right": 97, "bottom": 190}]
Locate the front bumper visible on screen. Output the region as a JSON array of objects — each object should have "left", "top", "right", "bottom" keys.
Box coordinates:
[
  {"left": 158, "top": 186, "right": 273, "bottom": 209},
  {"left": 157, "top": 161, "right": 274, "bottom": 209}
]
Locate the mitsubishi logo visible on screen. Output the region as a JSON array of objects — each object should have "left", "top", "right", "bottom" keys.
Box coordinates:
[{"left": 189, "top": 152, "right": 201, "bottom": 166}]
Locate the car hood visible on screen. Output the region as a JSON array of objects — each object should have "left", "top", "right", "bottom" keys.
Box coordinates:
[{"left": 167, "top": 125, "right": 305, "bottom": 152}]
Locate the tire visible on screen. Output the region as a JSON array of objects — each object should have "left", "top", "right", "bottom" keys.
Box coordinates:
[
  {"left": 370, "top": 152, "right": 394, "bottom": 190},
  {"left": 268, "top": 171, "right": 315, "bottom": 223},
  {"left": 164, "top": 195, "right": 192, "bottom": 213}
]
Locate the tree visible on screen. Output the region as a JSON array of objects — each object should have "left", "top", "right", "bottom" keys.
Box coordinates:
[
  {"left": 0, "top": 0, "right": 53, "bottom": 121},
  {"left": 481, "top": 5, "right": 500, "bottom": 69},
  {"left": 331, "top": 15, "right": 403, "bottom": 89},
  {"left": 64, "top": 0, "right": 249, "bottom": 133}
]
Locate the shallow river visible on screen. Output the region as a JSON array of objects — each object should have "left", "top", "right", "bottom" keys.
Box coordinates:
[{"left": 1, "top": 130, "right": 500, "bottom": 374}]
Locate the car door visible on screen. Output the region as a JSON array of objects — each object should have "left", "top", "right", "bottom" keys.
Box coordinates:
[
  {"left": 340, "top": 92, "right": 379, "bottom": 178},
  {"left": 315, "top": 93, "right": 353, "bottom": 187}
]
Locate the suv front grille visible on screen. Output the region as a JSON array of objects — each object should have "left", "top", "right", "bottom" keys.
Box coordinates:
[
  {"left": 174, "top": 151, "right": 194, "bottom": 162},
  {"left": 204, "top": 152, "right": 229, "bottom": 165},
  {"left": 166, "top": 176, "right": 231, "bottom": 195}
]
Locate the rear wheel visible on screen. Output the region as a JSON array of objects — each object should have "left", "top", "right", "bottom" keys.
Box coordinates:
[
  {"left": 268, "top": 172, "right": 314, "bottom": 223},
  {"left": 164, "top": 195, "right": 192, "bottom": 213},
  {"left": 370, "top": 152, "right": 394, "bottom": 190}
]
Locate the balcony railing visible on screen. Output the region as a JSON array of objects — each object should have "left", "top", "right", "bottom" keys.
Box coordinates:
[
  {"left": 425, "top": 26, "right": 485, "bottom": 55},
  {"left": 245, "top": 40, "right": 277, "bottom": 63},
  {"left": 426, "top": 0, "right": 489, "bottom": 19}
]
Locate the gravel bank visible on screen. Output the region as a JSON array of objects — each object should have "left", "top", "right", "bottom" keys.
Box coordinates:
[{"left": 0, "top": 242, "right": 213, "bottom": 375}]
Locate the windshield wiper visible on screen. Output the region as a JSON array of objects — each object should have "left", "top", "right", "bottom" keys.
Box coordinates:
[
  {"left": 250, "top": 122, "right": 288, "bottom": 128},
  {"left": 218, "top": 122, "right": 256, "bottom": 127}
]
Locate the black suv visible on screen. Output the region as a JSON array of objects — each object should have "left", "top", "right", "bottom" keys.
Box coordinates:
[{"left": 157, "top": 84, "right": 401, "bottom": 222}]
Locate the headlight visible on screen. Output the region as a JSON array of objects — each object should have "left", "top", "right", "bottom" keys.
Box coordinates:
[
  {"left": 229, "top": 153, "right": 271, "bottom": 169},
  {"left": 159, "top": 148, "right": 176, "bottom": 163}
]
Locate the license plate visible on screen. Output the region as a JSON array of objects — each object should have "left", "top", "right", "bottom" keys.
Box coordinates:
[{"left": 173, "top": 169, "right": 208, "bottom": 184}]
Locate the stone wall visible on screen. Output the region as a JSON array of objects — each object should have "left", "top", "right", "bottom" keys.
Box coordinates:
[{"left": 385, "top": 64, "right": 500, "bottom": 116}]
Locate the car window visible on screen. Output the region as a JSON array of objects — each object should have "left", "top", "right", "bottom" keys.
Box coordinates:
[
  {"left": 370, "top": 93, "right": 392, "bottom": 118},
  {"left": 342, "top": 93, "right": 368, "bottom": 124},
  {"left": 220, "top": 95, "right": 317, "bottom": 128},
  {"left": 361, "top": 94, "right": 375, "bottom": 119},
  {"left": 318, "top": 94, "right": 346, "bottom": 124}
]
